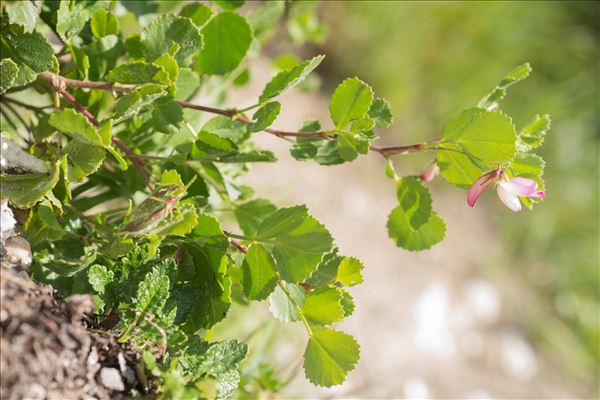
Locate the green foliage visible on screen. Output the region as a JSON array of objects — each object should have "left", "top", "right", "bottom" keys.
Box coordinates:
[{"left": 0, "top": 1, "right": 551, "bottom": 396}]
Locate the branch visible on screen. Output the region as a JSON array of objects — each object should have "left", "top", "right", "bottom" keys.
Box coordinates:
[
  {"left": 41, "top": 71, "right": 430, "bottom": 155},
  {"left": 223, "top": 231, "right": 248, "bottom": 254}
]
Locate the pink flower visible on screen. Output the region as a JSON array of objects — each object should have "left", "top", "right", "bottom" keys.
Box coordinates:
[
  {"left": 467, "top": 170, "right": 545, "bottom": 212},
  {"left": 496, "top": 176, "right": 545, "bottom": 212}
]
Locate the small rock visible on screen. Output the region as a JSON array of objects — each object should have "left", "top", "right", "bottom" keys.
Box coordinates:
[
  {"left": 3, "top": 236, "right": 32, "bottom": 268},
  {"left": 99, "top": 367, "right": 125, "bottom": 391}
]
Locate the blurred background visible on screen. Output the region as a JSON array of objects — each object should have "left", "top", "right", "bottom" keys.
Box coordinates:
[{"left": 210, "top": 1, "right": 599, "bottom": 398}]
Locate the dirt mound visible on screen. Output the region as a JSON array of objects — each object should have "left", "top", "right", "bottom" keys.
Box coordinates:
[{"left": 0, "top": 263, "right": 148, "bottom": 399}]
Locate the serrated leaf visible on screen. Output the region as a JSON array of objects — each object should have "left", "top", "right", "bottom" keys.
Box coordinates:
[
  {"left": 175, "top": 68, "right": 200, "bottom": 100},
  {"left": 306, "top": 251, "right": 342, "bottom": 286},
  {"left": 151, "top": 203, "right": 199, "bottom": 237},
  {"left": 179, "top": 3, "right": 214, "bottom": 27},
  {"left": 153, "top": 100, "right": 184, "bottom": 135},
  {"left": 395, "top": 177, "right": 432, "bottom": 230},
  {"left": 192, "top": 131, "right": 238, "bottom": 159},
  {"left": 88, "top": 264, "right": 114, "bottom": 295},
  {"left": 202, "top": 116, "right": 249, "bottom": 144},
  {"left": 368, "top": 98, "right": 393, "bottom": 128},
  {"left": 0, "top": 28, "right": 54, "bottom": 86},
  {"left": 242, "top": 244, "right": 278, "bottom": 301},
  {"left": 198, "top": 11, "right": 252, "bottom": 75},
  {"left": 234, "top": 198, "right": 277, "bottom": 236},
  {"left": 56, "top": 0, "right": 89, "bottom": 42},
  {"left": 0, "top": 59, "right": 19, "bottom": 93},
  {"left": 387, "top": 209, "right": 446, "bottom": 251},
  {"left": 337, "top": 131, "right": 370, "bottom": 162},
  {"left": 90, "top": 8, "right": 119, "bottom": 38},
  {"left": 141, "top": 14, "right": 203, "bottom": 66},
  {"left": 135, "top": 263, "right": 171, "bottom": 315},
  {"left": 339, "top": 289, "right": 355, "bottom": 318},
  {"left": 49, "top": 109, "right": 102, "bottom": 145},
  {"left": 479, "top": 63, "right": 531, "bottom": 108},
  {"left": 256, "top": 205, "right": 334, "bottom": 283},
  {"left": 217, "top": 149, "right": 276, "bottom": 163},
  {"left": 303, "top": 329, "right": 360, "bottom": 387},
  {"left": 302, "top": 288, "right": 345, "bottom": 326},
  {"left": 1, "top": 165, "right": 60, "bottom": 208},
  {"left": 5, "top": 1, "right": 39, "bottom": 33},
  {"left": 336, "top": 257, "right": 364, "bottom": 287},
  {"left": 249, "top": 102, "right": 281, "bottom": 132},
  {"left": 441, "top": 108, "right": 516, "bottom": 165},
  {"left": 259, "top": 55, "right": 325, "bottom": 102},
  {"left": 437, "top": 145, "right": 486, "bottom": 188},
  {"left": 329, "top": 77, "right": 374, "bottom": 129},
  {"left": 191, "top": 212, "right": 229, "bottom": 251},
  {"left": 268, "top": 282, "right": 306, "bottom": 323},
  {"left": 110, "top": 84, "right": 166, "bottom": 123},
  {"left": 214, "top": 0, "right": 245, "bottom": 10},
  {"left": 63, "top": 141, "right": 105, "bottom": 183},
  {"left": 517, "top": 114, "right": 550, "bottom": 152},
  {"left": 24, "top": 200, "right": 65, "bottom": 246},
  {"left": 106, "top": 62, "right": 164, "bottom": 84}
]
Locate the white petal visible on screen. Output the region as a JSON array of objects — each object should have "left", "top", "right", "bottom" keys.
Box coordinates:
[{"left": 497, "top": 182, "right": 522, "bottom": 212}]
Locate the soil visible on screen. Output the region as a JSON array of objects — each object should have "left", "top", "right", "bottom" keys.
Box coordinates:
[{"left": 0, "top": 261, "right": 149, "bottom": 400}]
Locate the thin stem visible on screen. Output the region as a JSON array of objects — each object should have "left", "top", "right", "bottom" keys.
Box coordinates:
[
  {"left": 277, "top": 281, "right": 313, "bottom": 336},
  {"left": 59, "top": 89, "right": 99, "bottom": 126},
  {"left": 0, "top": 107, "right": 19, "bottom": 132},
  {"left": 44, "top": 71, "right": 434, "bottom": 156}
]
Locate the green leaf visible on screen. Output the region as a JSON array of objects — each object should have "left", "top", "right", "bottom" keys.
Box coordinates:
[
  {"left": 0, "top": 59, "right": 19, "bottom": 94},
  {"left": 48, "top": 109, "right": 102, "bottom": 145},
  {"left": 217, "top": 149, "right": 276, "bottom": 163},
  {"left": 242, "top": 244, "right": 278, "bottom": 301},
  {"left": 395, "top": 177, "right": 432, "bottom": 230},
  {"left": 507, "top": 153, "right": 545, "bottom": 209},
  {"left": 63, "top": 141, "right": 105, "bottom": 183},
  {"left": 302, "top": 288, "right": 345, "bottom": 326},
  {"left": 135, "top": 263, "right": 171, "bottom": 315},
  {"left": 249, "top": 101, "right": 281, "bottom": 132},
  {"left": 339, "top": 289, "right": 355, "bottom": 318},
  {"left": 179, "top": 3, "right": 213, "bottom": 27},
  {"left": 440, "top": 108, "right": 516, "bottom": 165},
  {"left": 24, "top": 200, "right": 65, "bottom": 247},
  {"left": 248, "top": 0, "right": 285, "bottom": 43},
  {"left": 202, "top": 116, "right": 248, "bottom": 143},
  {"left": 90, "top": 8, "right": 119, "bottom": 38},
  {"left": 141, "top": 14, "right": 203, "bottom": 65},
  {"left": 256, "top": 205, "right": 334, "bottom": 283},
  {"left": 5, "top": 0, "right": 39, "bottom": 33},
  {"left": 368, "top": 98, "right": 393, "bottom": 128},
  {"left": 110, "top": 84, "right": 166, "bottom": 123},
  {"left": 122, "top": 185, "right": 183, "bottom": 236},
  {"left": 290, "top": 120, "right": 345, "bottom": 166},
  {"left": 214, "top": 0, "right": 245, "bottom": 10},
  {"left": 175, "top": 68, "right": 200, "bottom": 100},
  {"left": 329, "top": 77, "right": 374, "bottom": 129},
  {"left": 259, "top": 55, "right": 325, "bottom": 102},
  {"left": 56, "top": 0, "right": 89, "bottom": 42},
  {"left": 198, "top": 11, "right": 252, "bottom": 75},
  {"left": 336, "top": 257, "right": 364, "bottom": 287},
  {"left": 0, "top": 28, "right": 54, "bottom": 86},
  {"left": 1, "top": 165, "right": 60, "bottom": 208},
  {"left": 88, "top": 264, "right": 114, "bottom": 296},
  {"left": 303, "top": 329, "right": 360, "bottom": 387},
  {"left": 336, "top": 131, "right": 370, "bottom": 162},
  {"left": 517, "top": 114, "right": 550, "bottom": 152},
  {"left": 234, "top": 198, "right": 277, "bottom": 236},
  {"left": 191, "top": 212, "right": 230, "bottom": 251},
  {"left": 192, "top": 131, "right": 238, "bottom": 159},
  {"left": 268, "top": 282, "right": 306, "bottom": 323},
  {"left": 479, "top": 63, "right": 531, "bottom": 108},
  {"left": 106, "top": 62, "right": 164, "bottom": 84},
  {"left": 306, "top": 251, "right": 342, "bottom": 286},
  {"left": 437, "top": 145, "right": 486, "bottom": 188},
  {"left": 387, "top": 209, "right": 446, "bottom": 251},
  {"left": 153, "top": 99, "right": 184, "bottom": 135}
]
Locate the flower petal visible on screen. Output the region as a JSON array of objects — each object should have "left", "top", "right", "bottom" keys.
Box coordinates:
[
  {"left": 497, "top": 182, "right": 522, "bottom": 212},
  {"left": 502, "top": 177, "right": 538, "bottom": 196},
  {"left": 467, "top": 173, "right": 496, "bottom": 207}
]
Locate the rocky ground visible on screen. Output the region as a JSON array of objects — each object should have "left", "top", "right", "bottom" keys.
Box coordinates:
[{"left": 0, "top": 261, "right": 148, "bottom": 399}]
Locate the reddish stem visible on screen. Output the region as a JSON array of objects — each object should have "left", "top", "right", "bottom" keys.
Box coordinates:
[{"left": 59, "top": 89, "right": 99, "bottom": 126}]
